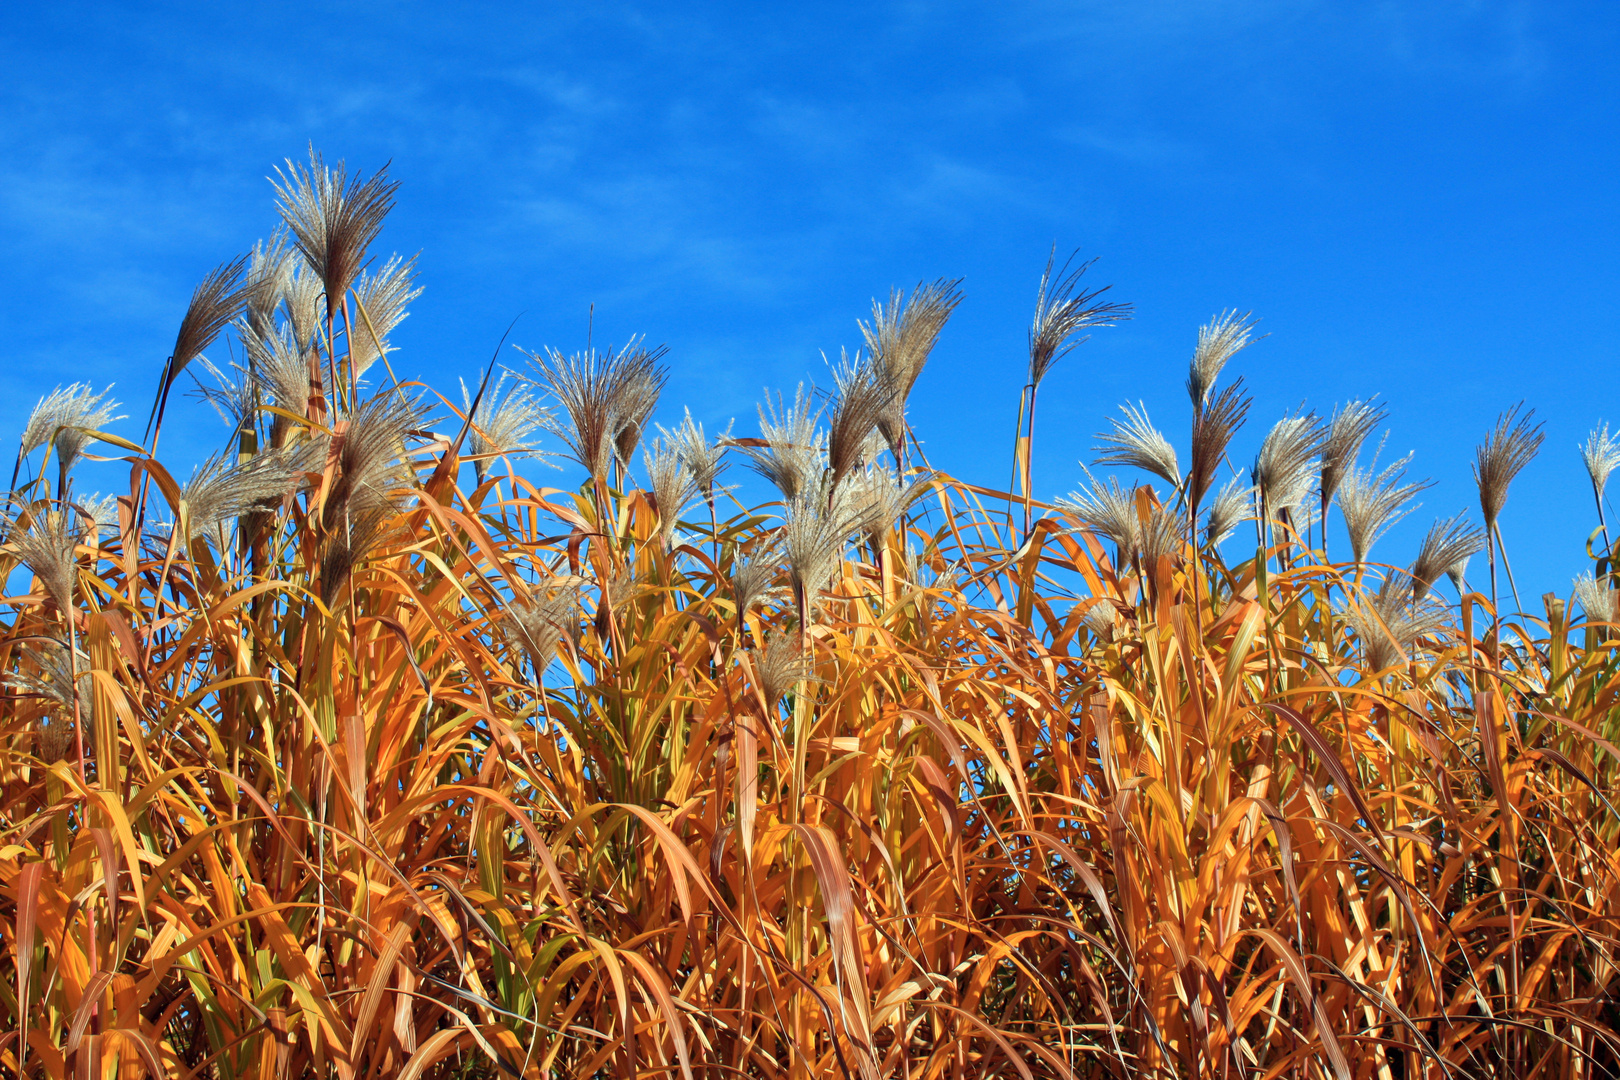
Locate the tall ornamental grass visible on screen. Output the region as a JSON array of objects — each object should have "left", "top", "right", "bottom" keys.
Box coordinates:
[{"left": 4, "top": 153, "right": 1620, "bottom": 1079}]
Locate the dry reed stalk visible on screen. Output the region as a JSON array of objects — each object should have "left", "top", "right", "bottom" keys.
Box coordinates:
[
  {"left": 18, "top": 383, "right": 124, "bottom": 500},
  {"left": 1318, "top": 398, "right": 1384, "bottom": 559},
  {"left": 272, "top": 149, "right": 399, "bottom": 404},
  {"left": 740, "top": 382, "right": 826, "bottom": 501},
  {"left": 1473, "top": 403, "right": 1544, "bottom": 620},
  {"left": 1186, "top": 309, "right": 1259, "bottom": 410},
  {"left": 1581, "top": 422, "right": 1619, "bottom": 552},
  {"left": 1335, "top": 442, "right": 1429, "bottom": 575},
  {"left": 1409, "top": 512, "right": 1485, "bottom": 601},
  {"left": 459, "top": 369, "right": 551, "bottom": 486},
  {"left": 860, "top": 278, "right": 963, "bottom": 467},
  {"left": 1250, "top": 410, "right": 1324, "bottom": 555},
  {"left": 1093, "top": 401, "right": 1180, "bottom": 491},
  {"left": 1018, "top": 249, "right": 1131, "bottom": 539},
  {"left": 660, "top": 407, "right": 730, "bottom": 554}
]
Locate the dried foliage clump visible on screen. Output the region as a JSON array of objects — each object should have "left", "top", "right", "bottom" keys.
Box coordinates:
[{"left": 5, "top": 156, "right": 1620, "bottom": 1080}]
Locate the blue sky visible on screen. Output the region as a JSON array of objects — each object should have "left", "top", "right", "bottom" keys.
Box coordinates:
[{"left": 2, "top": 2, "right": 1615, "bottom": 605}]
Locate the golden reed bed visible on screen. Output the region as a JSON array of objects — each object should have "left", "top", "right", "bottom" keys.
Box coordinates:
[{"left": 3, "top": 151, "right": 1619, "bottom": 1079}]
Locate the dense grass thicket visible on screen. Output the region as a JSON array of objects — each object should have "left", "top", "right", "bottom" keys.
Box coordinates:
[{"left": 4, "top": 154, "right": 1620, "bottom": 1079}]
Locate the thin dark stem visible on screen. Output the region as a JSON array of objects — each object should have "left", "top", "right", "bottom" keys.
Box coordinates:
[
  {"left": 1494, "top": 521, "right": 1524, "bottom": 614},
  {"left": 324, "top": 297, "right": 341, "bottom": 419},
  {"left": 134, "top": 358, "right": 176, "bottom": 537},
  {"left": 1592, "top": 478, "right": 1611, "bottom": 557},
  {"left": 707, "top": 490, "right": 719, "bottom": 569},
  {"left": 1254, "top": 493, "right": 1269, "bottom": 568},
  {"left": 1320, "top": 491, "right": 1331, "bottom": 564}
]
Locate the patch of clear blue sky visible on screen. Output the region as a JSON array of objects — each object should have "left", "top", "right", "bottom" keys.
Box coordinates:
[{"left": 1, "top": 2, "right": 1615, "bottom": 606}]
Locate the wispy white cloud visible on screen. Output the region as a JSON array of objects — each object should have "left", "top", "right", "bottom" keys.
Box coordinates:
[
  {"left": 500, "top": 173, "right": 788, "bottom": 301},
  {"left": 1374, "top": 1, "right": 1546, "bottom": 83},
  {"left": 752, "top": 97, "right": 861, "bottom": 164},
  {"left": 496, "top": 68, "right": 621, "bottom": 118},
  {"left": 891, "top": 156, "right": 1029, "bottom": 224},
  {"left": 1058, "top": 127, "right": 1198, "bottom": 167}
]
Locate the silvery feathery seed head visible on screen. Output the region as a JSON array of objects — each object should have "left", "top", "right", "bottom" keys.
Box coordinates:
[
  {"left": 1186, "top": 310, "right": 1258, "bottom": 409},
  {"left": 243, "top": 231, "right": 292, "bottom": 343},
  {"left": 246, "top": 324, "right": 314, "bottom": 418},
  {"left": 506, "top": 586, "right": 579, "bottom": 678},
  {"left": 742, "top": 383, "right": 827, "bottom": 502},
  {"left": 1058, "top": 475, "right": 1145, "bottom": 565},
  {"left": 1083, "top": 601, "right": 1122, "bottom": 643},
  {"left": 524, "top": 341, "right": 665, "bottom": 485},
  {"left": 1445, "top": 557, "right": 1471, "bottom": 597},
  {"left": 1409, "top": 513, "right": 1485, "bottom": 601},
  {"left": 20, "top": 383, "right": 124, "bottom": 485},
  {"left": 460, "top": 371, "right": 552, "bottom": 484},
  {"left": 782, "top": 471, "right": 862, "bottom": 619},
  {"left": 1319, "top": 399, "right": 1385, "bottom": 511},
  {"left": 282, "top": 253, "right": 327, "bottom": 352},
  {"left": 1472, "top": 403, "right": 1544, "bottom": 533},
  {"left": 730, "top": 541, "right": 786, "bottom": 617},
  {"left": 1573, "top": 573, "right": 1618, "bottom": 625},
  {"left": 825, "top": 349, "right": 894, "bottom": 487},
  {"left": 659, "top": 408, "right": 731, "bottom": 497},
  {"left": 610, "top": 342, "right": 669, "bottom": 466},
  {"left": 754, "top": 627, "right": 820, "bottom": 710},
  {"left": 180, "top": 449, "right": 306, "bottom": 542},
  {"left": 849, "top": 465, "right": 932, "bottom": 544},
  {"left": 1251, "top": 411, "right": 1325, "bottom": 524},
  {"left": 1027, "top": 250, "right": 1132, "bottom": 388},
  {"left": 34, "top": 712, "right": 73, "bottom": 764},
  {"left": 319, "top": 503, "right": 398, "bottom": 605},
  {"left": 850, "top": 429, "right": 889, "bottom": 475},
  {"left": 643, "top": 436, "right": 701, "bottom": 550},
  {"left": 167, "top": 257, "right": 249, "bottom": 398},
  {"left": 1187, "top": 380, "right": 1252, "bottom": 511},
  {"left": 11, "top": 511, "right": 87, "bottom": 612},
  {"left": 1336, "top": 443, "right": 1429, "bottom": 569},
  {"left": 316, "top": 390, "right": 430, "bottom": 599},
  {"left": 1204, "top": 478, "right": 1253, "bottom": 547},
  {"left": 860, "top": 278, "right": 963, "bottom": 454},
  {"left": 192, "top": 356, "right": 258, "bottom": 433},
  {"left": 900, "top": 542, "right": 933, "bottom": 587},
  {"left": 1581, "top": 423, "right": 1620, "bottom": 499},
  {"left": 1346, "top": 572, "right": 1450, "bottom": 673},
  {"left": 327, "top": 390, "right": 430, "bottom": 515},
  {"left": 599, "top": 561, "right": 657, "bottom": 619},
  {"left": 1093, "top": 401, "right": 1180, "bottom": 489},
  {"left": 271, "top": 148, "right": 398, "bottom": 311},
  {"left": 350, "top": 253, "right": 422, "bottom": 379},
  {"left": 1137, "top": 497, "right": 1183, "bottom": 566},
  {"left": 4, "top": 641, "right": 93, "bottom": 736},
  {"left": 74, "top": 493, "right": 119, "bottom": 536}
]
